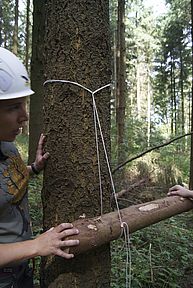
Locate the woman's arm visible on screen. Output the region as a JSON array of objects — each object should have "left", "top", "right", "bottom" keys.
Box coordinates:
[{"left": 0, "top": 223, "right": 79, "bottom": 267}]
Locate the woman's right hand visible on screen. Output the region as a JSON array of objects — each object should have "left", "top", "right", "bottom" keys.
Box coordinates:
[{"left": 34, "top": 223, "right": 79, "bottom": 259}]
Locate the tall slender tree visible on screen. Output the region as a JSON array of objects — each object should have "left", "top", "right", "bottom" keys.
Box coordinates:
[
  {"left": 13, "top": 0, "right": 18, "bottom": 54},
  {"left": 28, "top": 0, "right": 45, "bottom": 163},
  {"left": 0, "top": 0, "right": 2, "bottom": 46},
  {"left": 189, "top": 0, "right": 193, "bottom": 189},
  {"left": 25, "top": 0, "right": 30, "bottom": 72},
  {"left": 1, "top": 0, "right": 14, "bottom": 49},
  {"left": 116, "top": 0, "right": 126, "bottom": 165}
]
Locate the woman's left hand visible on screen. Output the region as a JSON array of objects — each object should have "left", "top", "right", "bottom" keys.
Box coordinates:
[{"left": 33, "top": 133, "right": 50, "bottom": 172}]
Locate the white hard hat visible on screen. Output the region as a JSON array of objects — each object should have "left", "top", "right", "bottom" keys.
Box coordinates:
[{"left": 0, "top": 47, "right": 34, "bottom": 100}]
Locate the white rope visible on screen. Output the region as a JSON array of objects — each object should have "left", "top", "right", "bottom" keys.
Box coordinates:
[
  {"left": 122, "top": 222, "right": 132, "bottom": 288},
  {"left": 91, "top": 91, "right": 132, "bottom": 288},
  {"left": 91, "top": 92, "right": 122, "bottom": 223},
  {"left": 44, "top": 79, "right": 132, "bottom": 288},
  {"left": 92, "top": 94, "right": 103, "bottom": 215}
]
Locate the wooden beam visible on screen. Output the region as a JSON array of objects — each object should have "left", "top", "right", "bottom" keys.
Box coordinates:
[{"left": 67, "top": 196, "right": 193, "bottom": 255}]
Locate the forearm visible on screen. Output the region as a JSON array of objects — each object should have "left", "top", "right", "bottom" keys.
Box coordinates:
[
  {"left": 0, "top": 223, "right": 80, "bottom": 267},
  {"left": 0, "top": 240, "right": 38, "bottom": 267},
  {"left": 168, "top": 185, "right": 193, "bottom": 198}
]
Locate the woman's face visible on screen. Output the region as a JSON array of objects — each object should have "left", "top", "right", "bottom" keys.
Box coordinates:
[{"left": 0, "top": 97, "right": 28, "bottom": 142}]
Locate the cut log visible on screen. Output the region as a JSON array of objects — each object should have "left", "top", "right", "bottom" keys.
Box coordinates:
[{"left": 68, "top": 196, "right": 193, "bottom": 255}]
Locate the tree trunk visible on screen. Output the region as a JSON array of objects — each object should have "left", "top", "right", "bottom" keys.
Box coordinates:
[
  {"left": 0, "top": 0, "right": 2, "bottom": 46},
  {"left": 41, "top": 1, "right": 111, "bottom": 287},
  {"left": 66, "top": 196, "right": 193, "bottom": 256},
  {"left": 147, "top": 66, "right": 151, "bottom": 147},
  {"left": 22, "top": 0, "right": 31, "bottom": 136},
  {"left": 13, "top": 0, "right": 18, "bottom": 54},
  {"left": 25, "top": 0, "right": 30, "bottom": 73},
  {"left": 28, "top": 0, "right": 45, "bottom": 164},
  {"left": 116, "top": 0, "right": 126, "bottom": 165},
  {"left": 180, "top": 49, "right": 185, "bottom": 136},
  {"left": 170, "top": 60, "right": 174, "bottom": 136},
  {"left": 189, "top": 0, "right": 193, "bottom": 189}
]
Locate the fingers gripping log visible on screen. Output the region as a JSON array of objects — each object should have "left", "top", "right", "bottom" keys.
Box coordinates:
[{"left": 67, "top": 196, "right": 193, "bottom": 255}]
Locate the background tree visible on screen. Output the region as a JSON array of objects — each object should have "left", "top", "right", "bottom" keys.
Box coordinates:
[
  {"left": 1, "top": 0, "right": 14, "bottom": 49},
  {"left": 25, "top": 0, "right": 30, "bottom": 72},
  {"left": 13, "top": 0, "right": 18, "bottom": 54},
  {"left": 0, "top": 0, "right": 2, "bottom": 46},
  {"left": 189, "top": 0, "right": 193, "bottom": 189},
  {"left": 28, "top": 0, "right": 45, "bottom": 163},
  {"left": 116, "top": 0, "right": 127, "bottom": 166}
]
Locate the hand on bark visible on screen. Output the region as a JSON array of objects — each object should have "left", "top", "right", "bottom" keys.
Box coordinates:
[
  {"left": 167, "top": 185, "right": 193, "bottom": 198},
  {"left": 33, "top": 133, "right": 50, "bottom": 172},
  {"left": 33, "top": 223, "right": 79, "bottom": 259}
]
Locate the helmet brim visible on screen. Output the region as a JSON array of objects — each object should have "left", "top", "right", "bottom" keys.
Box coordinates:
[{"left": 0, "top": 89, "right": 35, "bottom": 100}]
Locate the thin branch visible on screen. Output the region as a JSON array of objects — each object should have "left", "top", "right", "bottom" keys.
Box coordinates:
[
  {"left": 114, "top": 178, "right": 148, "bottom": 199},
  {"left": 113, "top": 132, "right": 193, "bottom": 174}
]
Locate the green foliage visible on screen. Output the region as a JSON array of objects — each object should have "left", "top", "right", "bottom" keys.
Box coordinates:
[
  {"left": 111, "top": 212, "right": 193, "bottom": 288},
  {"left": 28, "top": 176, "right": 43, "bottom": 285},
  {"left": 1, "top": 0, "right": 15, "bottom": 48},
  {"left": 158, "top": 142, "right": 190, "bottom": 185},
  {"left": 28, "top": 175, "right": 43, "bottom": 235},
  {"left": 1, "top": 0, "right": 32, "bottom": 62}
]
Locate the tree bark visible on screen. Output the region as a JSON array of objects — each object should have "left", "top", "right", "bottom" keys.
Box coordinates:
[
  {"left": 28, "top": 0, "right": 45, "bottom": 164},
  {"left": 22, "top": 0, "right": 31, "bottom": 136},
  {"left": 189, "top": 0, "right": 193, "bottom": 189},
  {"left": 25, "top": 0, "right": 30, "bottom": 73},
  {"left": 13, "top": 0, "right": 18, "bottom": 54},
  {"left": 116, "top": 0, "right": 126, "bottom": 165},
  {"left": 0, "top": 0, "right": 2, "bottom": 46},
  {"left": 41, "top": 1, "right": 111, "bottom": 287},
  {"left": 64, "top": 196, "right": 193, "bottom": 256}
]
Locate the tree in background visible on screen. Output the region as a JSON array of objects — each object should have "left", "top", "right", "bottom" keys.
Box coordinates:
[
  {"left": 13, "top": 0, "right": 18, "bottom": 54},
  {"left": 115, "top": 0, "right": 127, "bottom": 166},
  {"left": 1, "top": 0, "right": 14, "bottom": 49},
  {"left": 25, "top": 0, "right": 30, "bottom": 72},
  {"left": 28, "top": 0, "right": 45, "bottom": 163},
  {"left": 189, "top": 0, "right": 193, "bottom": 189},
  {"left": 154, "top": 0, "right": 191, "bottom": 140},
  {"left": 0, "top": 0, "right": 2, "bottom": 46}
]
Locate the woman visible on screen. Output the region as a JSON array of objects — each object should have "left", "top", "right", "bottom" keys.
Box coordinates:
[{"left": 0, "top": 47, "right": 79, "bottom": 287}]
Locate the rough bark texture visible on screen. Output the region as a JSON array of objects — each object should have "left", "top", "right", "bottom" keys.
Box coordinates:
[
  {"left": 116, "top": 0, "right": 126, "bottom": 165},
  {"left": 13, "top": 0, "right": 18, "bottom": 54},
  {"left": 41, "top": 1, "right": 111, "bottom": 287},
  {"left": 28, "top": 0, "right": 45, "bottom": 163},
  {"left": 0, "top": 0, "right": 2, "bottom": 46},
  {"left": 65, "top": 196, "right": 193, "bottom": 255},
  {"left": 25, "top": 0, "right": 30, "bottom": 73},
  {"left": 190, "top": 0, "right": 193, "bottom": 189}
]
